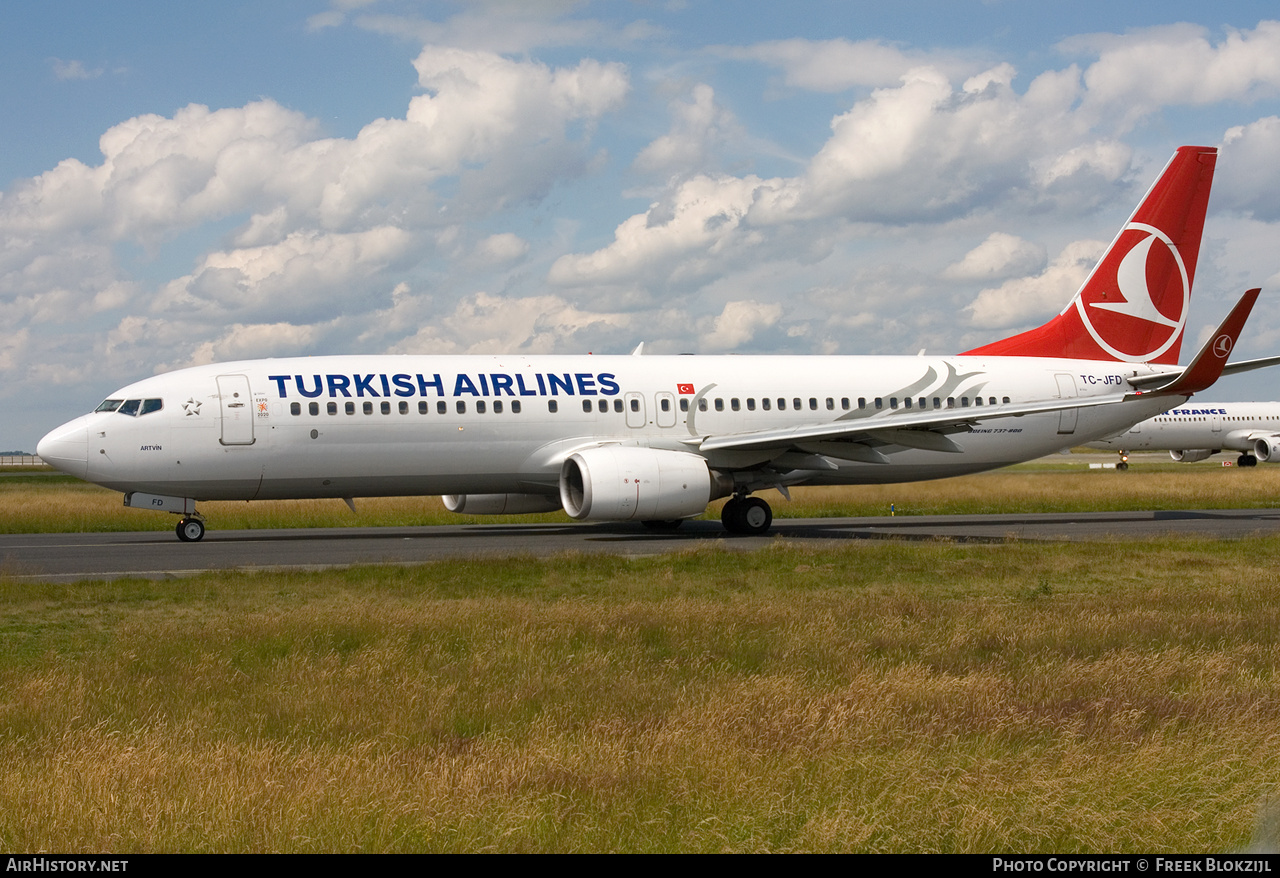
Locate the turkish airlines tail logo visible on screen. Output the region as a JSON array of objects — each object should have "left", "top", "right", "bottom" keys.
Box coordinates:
[{"left": 1076, "top": 222, "right": 1188, "bottom": 361}]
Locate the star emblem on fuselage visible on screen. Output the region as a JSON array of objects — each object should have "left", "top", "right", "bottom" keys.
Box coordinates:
[{"left": 182, "top": 398, "right": 203, "bottom": 416}]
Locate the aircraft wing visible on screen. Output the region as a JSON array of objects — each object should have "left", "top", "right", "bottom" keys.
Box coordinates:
[{"left": 689, "top": 393, "right": 1133, "bottom": 455}]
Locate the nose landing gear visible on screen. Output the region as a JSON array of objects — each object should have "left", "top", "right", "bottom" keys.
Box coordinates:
[{"left": 176, "top": 517, "right": 206, "bottom": 542}]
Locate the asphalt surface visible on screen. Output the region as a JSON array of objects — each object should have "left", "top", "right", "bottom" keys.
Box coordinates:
[{"left": 4, "top": 508, "right": 1280, "bottom": 582}]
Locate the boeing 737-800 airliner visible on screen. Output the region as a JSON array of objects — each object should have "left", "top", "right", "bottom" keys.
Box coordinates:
[
  {"left": 1087, "top": 401, "right": 1280, "bottom": 467},
  {"left": 36, "top": 146, "right": 1276, "bottom": 540}
]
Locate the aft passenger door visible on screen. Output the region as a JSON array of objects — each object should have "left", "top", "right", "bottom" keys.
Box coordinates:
[
  {"left": 217, "top": 374, "right": 256, "bottom": 446},
  {"left": 1054, "top": 374, "right": 1077, "bottom": 435}
]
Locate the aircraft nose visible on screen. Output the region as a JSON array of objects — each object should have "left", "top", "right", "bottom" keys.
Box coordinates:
[{"left": 37, "top": 417, "right": 89, "bottom": 480}]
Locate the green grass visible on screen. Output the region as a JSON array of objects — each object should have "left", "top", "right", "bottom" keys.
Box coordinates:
[{"left": 1, "top": 540, "right": 1278, "bottom": 852}]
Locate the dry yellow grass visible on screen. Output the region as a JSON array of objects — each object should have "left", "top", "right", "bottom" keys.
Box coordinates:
[{"left": 1, "top": 541, "right": 1278, "bottom": 852}]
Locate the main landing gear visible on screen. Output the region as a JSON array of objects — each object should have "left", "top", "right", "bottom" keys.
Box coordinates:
[
  {"left": 176, "top": 517, "right": 206, "bottom": 542},
  {"left": 1238, "top": 453, "right": 1258, "bottom": 467},
  {"left": 721, "top": 495, "right": 773, "bottom": 536}
]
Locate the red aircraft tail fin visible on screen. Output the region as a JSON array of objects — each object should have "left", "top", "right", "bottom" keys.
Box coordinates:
[{"left": 963, "top": 145, "right": 1217, "bottom": 364}]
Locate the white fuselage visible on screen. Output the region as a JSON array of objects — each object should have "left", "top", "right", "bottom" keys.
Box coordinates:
[
  {"left": 1086, "top": 402, "right": 1280, "bottom": 454},
  {"left": 39, "top": 353, "right": 1179, "bottom": 502}
]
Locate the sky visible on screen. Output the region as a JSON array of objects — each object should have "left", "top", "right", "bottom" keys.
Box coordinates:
[{"left": 6, "top": 0, "right": 1280, "bottom": 450}]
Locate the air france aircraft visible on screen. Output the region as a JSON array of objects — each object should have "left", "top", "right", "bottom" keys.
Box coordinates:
[
  {"left": 1086, "top": 402, "right": 1280, "bottom": 467},
  {"left": 36, "top": 146, "right": 1278, "bottom": 541}
]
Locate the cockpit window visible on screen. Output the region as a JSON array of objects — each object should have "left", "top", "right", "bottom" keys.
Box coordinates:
[
  {"left": 114, "top": 398, "right": 163, "bottom": 417},
  {"left": 95, "top": 399, "right": 123, "bottom": 413}
]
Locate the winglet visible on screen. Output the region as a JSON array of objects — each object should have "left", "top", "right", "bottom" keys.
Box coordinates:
[{"left": 1144, "top": 288, "right": 1261, "bottom": 396}]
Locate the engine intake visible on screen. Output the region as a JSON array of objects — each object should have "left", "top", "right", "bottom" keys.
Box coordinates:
[
  {"left": 560, "top": 446, "right": 723, "bottom": 521},
  {"left": 1254, "top": 436, "right": 1280, "bottom": 463}
]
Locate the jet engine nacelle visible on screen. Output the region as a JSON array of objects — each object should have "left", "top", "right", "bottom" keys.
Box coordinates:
[
  {"left": 560, "top": 446, "right": 724, "bottom": 521},
  {"left": 442, "top": 493, "right": 563, "bottom": 515},
  {"left": 1253, "top": 435, "right": 1280, "bottom": 462},
  {"left": 1169, "top": 449, "right": 1215, "bottom": 463}
]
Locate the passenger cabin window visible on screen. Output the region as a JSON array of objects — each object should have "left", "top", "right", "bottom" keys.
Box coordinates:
[
  {"left": 328, "top": 402, "right": 338, "bottom": 415},
  {"left": 762, "top": 398, "right": 771, "bottom": 411},
  {"left": 381, "top": 401, "right": 392, "bottom": 415},
  {"left": 746, "top": 398, "right": 755, "bottom": 411},
  {"left": 582, "top": 400, "right": 593, "bottom": 413},
  {"left": 290, "top": 402, "right": 301, "bottom": 416},
  {"left": 437, "top": 401, "right": 447, "bottom": 414},
  {"left": 613, "top": 399, "right": 623, "bottom": 413},
  {"left": 680, "top": 399, "right": 690, "bottom": 412},
  {"left": 308, "top": 402, "right": 319, "bottom": 416},
  {"left": 476, "top": 401, "right": 486, "bottom": 414},
  {"left": 731, "top": 398, "right": 740, "bottom": 411},
  {"left": 363, "top": 401, "right": 374, "bottom": 415},
  {"left": 511, "top": 400, "right": 521, "bottom": 414},
  {"left": 419, "top": 401, "right": 429, "bottom": 414},
  {"left": 714, "top": 399, "right": 724, "bottom": 412},
  {"left": 548, "top": 400, "right": 558, "bottom": 413},
  {"left": 662, "top": 398, "right": 672, "bottom": 412},
  {"left": 399, "top": 401, "right": 409, "bottom": 414},
  {"left": 631, "top": 398, "right": 641, "bottom": 412},
  {"left": 793, "top": 398, "right": 802, "bottom": 411},
  {"left": 494, "top": 401, "right": 504, "bottom": 414},
  {"left": 456, "top": 401, "right": 466, "bottom": 414}
]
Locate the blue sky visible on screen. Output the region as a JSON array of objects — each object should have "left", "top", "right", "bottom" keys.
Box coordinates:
[{"left": 6, "top": 1, "right": 1280, "bottom": 449}]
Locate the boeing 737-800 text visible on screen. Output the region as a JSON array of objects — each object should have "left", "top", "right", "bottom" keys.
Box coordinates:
[{"left": 36, "top": 146, "right": 1274, "bottom": 540}]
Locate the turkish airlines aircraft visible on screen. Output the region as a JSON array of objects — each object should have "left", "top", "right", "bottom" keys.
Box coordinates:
[
  {"left": 1086, "top": 402, "right": 1280, "bottom": 467},
  {"left": 36, "top": 146, "right": 1277, "bottom": 541}
]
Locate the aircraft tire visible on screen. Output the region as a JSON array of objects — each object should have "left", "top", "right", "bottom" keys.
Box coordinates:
[
  {"left": 721, "top": 497, "right": 745, "bottom": 534},
  {"left": 1239, "top": 454, "right": 1258, "bottom": 467},
  {"left": 1116, "top": 462, "right": 1128, "bottom": 471},
  {"left": 722, "top": 496, "right": 772, "bottom": 535},
  {"left": 739, "top": 497, "right": 773, "bottom": 535},
  {"left": 176, "top": 518, "right": 206, "bottom": 542}
]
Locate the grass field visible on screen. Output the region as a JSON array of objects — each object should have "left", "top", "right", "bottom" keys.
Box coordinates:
[
  {"left": 2, "top": 465, "right": 1279, "bottom": 852},
  {"left": 4, "top": 457, "right": 1280, "bottom": 532}
]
